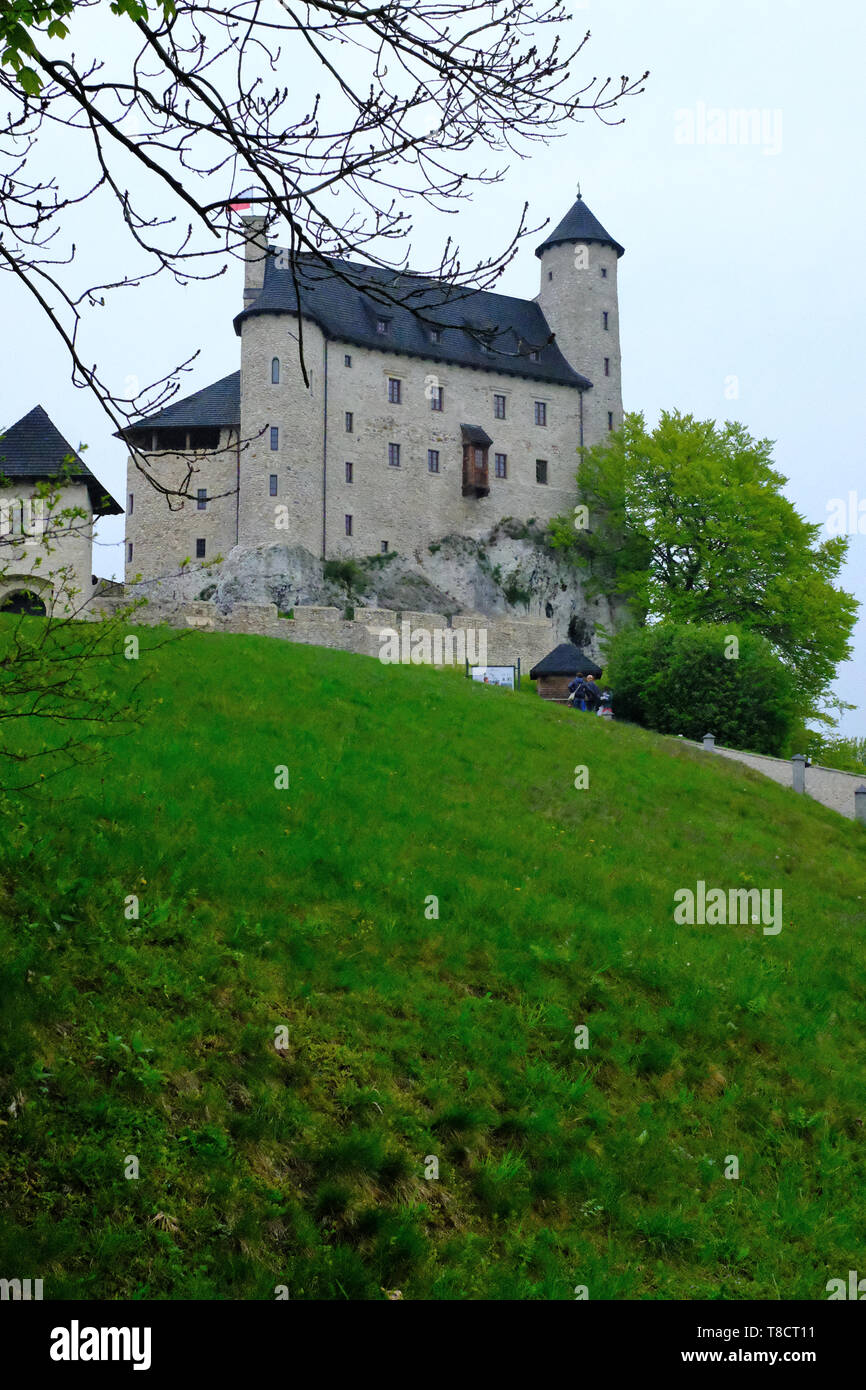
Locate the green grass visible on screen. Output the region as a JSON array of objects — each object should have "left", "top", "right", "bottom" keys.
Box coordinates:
[{"left": 1, "top": 621, "right": 865, "bottom": 1300}]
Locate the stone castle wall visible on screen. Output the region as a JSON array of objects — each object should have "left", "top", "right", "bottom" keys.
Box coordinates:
[
  {"left": 125, "top": 429, "right": 240, "bottom": 582},
  {"left": 86, "top": 594, "right": 556, "bottom": 673},
  {"left": 240, "top": 315, "right": 592, "bottom": 563}
]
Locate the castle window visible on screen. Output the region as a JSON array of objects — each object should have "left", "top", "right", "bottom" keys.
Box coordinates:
[
  {"left": 189, "top": 427, "right": 220, "bottom": 451},
  {"left": 601, "top": 266, "right": 608, "bottom": 278},
  {"left": 345, "top": 411, "right": 353, "bottom": 433},
  {"left": 381, "top": 541, "right": 389, "bottom": 554},
  {"left": 269, "top": 474, "right": 278, "bottom": 496},
  {"left": 270, "top": 426, "right": 279, "bottom": 450},
  {"left": 494, "top": 452, "right": 507, "bottom": 479},
  {"left": 430, "top": 385, "right": 444, "bottom": 412},
  {"left": 534, "top": 401, "right": 547, "bottom": 427},
  {"left": 128, "top": 493, "right": 134, "bottom": 515},
  {"left": 529, "top": 349, "right": 539, "bottom": 362},
  {"left": 344, "top": 354, "right": 352, "bottom": 368},
  {"left": 197, "top": 488, "right": 207, "bottom": 510},
  {"left": 271, "top": 357, "right": 280, "bottom": 384},
  {"left": 388, "top": 377, "right": 402, "bottom": 405},
  {"left": 608, "top": 412, "right": 614, "bottom": 432},
  {"left": 604, "top": 357, "right": 610, "bottom": 377},
  {"left": 388, "top": 442, "right": 400, "bottom": 468},
  {"left": 160, "top": 427, "right": 188, "bottom": 451},
  {"left": 547, "top": 270, "right": 553, "bottom": 281},
  {"left": 345, "top": 514, "right": 353, "bottom": 536},
  {"left": 427, "top": 449, "right": 440, "bottom": 474},
  {"left": 603, "top": 311, "right": 609, "bottom": 330},
  {"left": 376, "top": 317, "right": 390, "bottom": 335},
  {"left": 196, "top": 538, "right": 206, "bottom": 558},
  {"left": 536, "top": 459, "right": 548, "bottom": 485},
  {"left": 127, "top": 541, "right": 133, "bottom": 562},
  {"left": 345, "top": 461, "right": 353, "bottom": 483},
  {"left": 493, "top": 394, "right": 506, "bottom": 420}
]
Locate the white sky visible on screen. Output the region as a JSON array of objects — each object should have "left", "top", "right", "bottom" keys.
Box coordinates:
[{"left": 4, "top": 0, "right": 864, "bottom": 733}]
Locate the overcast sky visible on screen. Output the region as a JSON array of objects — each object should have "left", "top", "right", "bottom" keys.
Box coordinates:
[{"left": 4, "top": 0, "right": 864, "bottom": 733}]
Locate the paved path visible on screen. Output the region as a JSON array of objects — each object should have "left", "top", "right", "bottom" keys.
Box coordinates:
[{"left": 693, "top": 742, "right": 865, "bottom": 820}]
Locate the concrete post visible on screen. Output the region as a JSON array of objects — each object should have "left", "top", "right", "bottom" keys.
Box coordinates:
[
  {"left": 855, "top": 786, "right": 866, "bottom": 826},
  {"left": 792, "top": 754, "right": 807, "bottom": 794},
  {"left": 702, "top": 733, "right": 715, "bottom": 751}
]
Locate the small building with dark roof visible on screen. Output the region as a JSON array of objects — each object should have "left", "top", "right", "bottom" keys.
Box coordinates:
[
  {"left": 118, "top": 189, "right": 625, "bottom": 590},
  {"left": 529, "top": 642, "right": 604, "bottom": 702},
  {"left": 0, "top": 405, "right": 122, "bottom": 614}
]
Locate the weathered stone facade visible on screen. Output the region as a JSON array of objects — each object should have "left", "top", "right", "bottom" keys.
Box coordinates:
[
  {"left": 125, "top": 429, "right": 240, "bottom": 583},
  {"left": 0, "top": 481, "right": 95, "bottom": 614}
]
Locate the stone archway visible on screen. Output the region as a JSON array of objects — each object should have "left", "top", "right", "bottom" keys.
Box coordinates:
[
  {"left": 0, "top": 574, "right": 52, "bottom": 616},
  {"left": 0, "top": 589, "right": 47, "bottom": 616}
]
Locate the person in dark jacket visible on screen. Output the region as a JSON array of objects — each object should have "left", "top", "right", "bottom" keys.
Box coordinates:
[
  {"left": 582, "top": 674, "right": 602, "bottom": 711},
  {"left": 567, "top": 674, "right": 597, "bottom": 712}
]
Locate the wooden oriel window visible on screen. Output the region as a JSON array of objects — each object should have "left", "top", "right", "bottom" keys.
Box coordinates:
[{"left": 462, "top": 441, "right": 490, "bottom": 497}]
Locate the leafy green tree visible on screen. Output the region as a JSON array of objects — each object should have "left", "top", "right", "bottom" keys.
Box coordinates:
[
  {"left": 550, "top": 410, "right": 858, "bottom": 720},
  {"left": 604, "top": 622, "right": 800, "bottom": 756}
]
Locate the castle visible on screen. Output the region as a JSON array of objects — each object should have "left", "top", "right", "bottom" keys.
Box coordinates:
[{"left": 121, "top": 193, "right": 625, "bottom": 583}]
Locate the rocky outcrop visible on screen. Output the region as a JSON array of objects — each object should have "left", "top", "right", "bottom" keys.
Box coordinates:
[{"left": 125, "top": 522, "right": 623, "bottom": 660}]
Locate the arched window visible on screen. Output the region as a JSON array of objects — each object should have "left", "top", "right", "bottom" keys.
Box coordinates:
[{"left": 271, "top": 357, "right": 280, "bottom": 384}]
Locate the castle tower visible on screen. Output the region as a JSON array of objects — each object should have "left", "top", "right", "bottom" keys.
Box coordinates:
[{"left": 534, "top": 192, "right": 625, "bottom": 450}]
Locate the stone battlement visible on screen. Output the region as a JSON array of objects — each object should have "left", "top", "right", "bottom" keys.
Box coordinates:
[{"left": 85, "top": 596, "right": 555, "bottom": 672}]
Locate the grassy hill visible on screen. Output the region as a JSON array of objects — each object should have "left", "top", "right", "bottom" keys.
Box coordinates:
[{"left": 1, "top": 623, "right": 865, "bottom": 1300}]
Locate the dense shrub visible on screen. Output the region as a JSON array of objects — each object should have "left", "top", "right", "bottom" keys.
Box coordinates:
[
  {"left": 604, "top": 621, "right": 800, "bottom": 755},
  {"left": 323, "top": 558, "right": 368, "bottom": 593}
]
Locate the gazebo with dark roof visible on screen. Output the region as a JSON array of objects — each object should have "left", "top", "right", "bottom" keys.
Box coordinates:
[
  {"left": 529, "top": 642, "right": 603, "bottom": 702},
  {"left": 0, "top": 405, "right": 122, "bottom": 515}
]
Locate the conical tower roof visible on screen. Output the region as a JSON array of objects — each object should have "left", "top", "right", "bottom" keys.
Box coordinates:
[{"left": 535, "top": 192, "right": 625, "bottom": 259}]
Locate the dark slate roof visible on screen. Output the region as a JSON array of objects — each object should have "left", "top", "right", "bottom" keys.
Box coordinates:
[
  {"left": 234, "top": 254, "right": 592, "bottom": 389},
  {"left": 535, "top": 194, "right": 625, "bottom": 259},
  {"left": 121, "top": 370, "right": 240, "bottom": 433},
  {"left": 529, "top": 643, "right": 603, "bottom": 679},
  {"left": 0, "top": 405, "right": 123, "bottom": 515},
  {"left": 460, "top": 424, "right": 494, "bottom": 447}
]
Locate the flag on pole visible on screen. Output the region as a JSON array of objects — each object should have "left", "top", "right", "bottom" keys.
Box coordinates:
[{"left": 229, "top": 187, "right": 257, "bottom": 211}]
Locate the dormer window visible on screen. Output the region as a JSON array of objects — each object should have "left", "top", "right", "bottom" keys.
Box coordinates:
[
  {"left": 430, "top": 328, "right": 441, "bottom": 344},
  {"left": 376, "top": 317, "right": 390, "bottom": 335},
  {"left": 529, "top": 350, "right": 539, "bottom": 362}
]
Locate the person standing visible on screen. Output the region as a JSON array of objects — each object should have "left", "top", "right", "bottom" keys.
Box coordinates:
[
  {"left": 582, "top": 674, "right": 602, "bottom": 712},
  {"left": 567, "top": 674, "right": 591, "bottom": 711}
]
